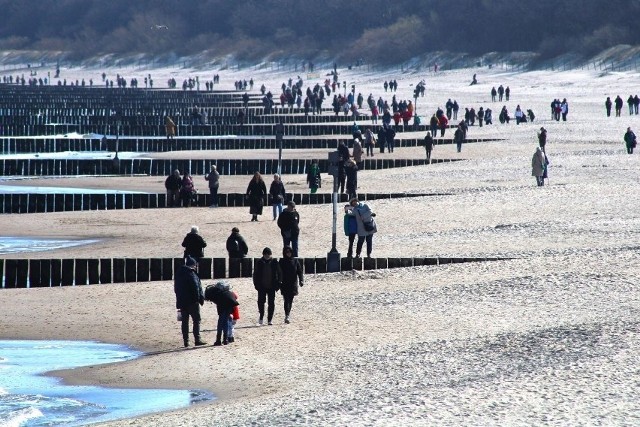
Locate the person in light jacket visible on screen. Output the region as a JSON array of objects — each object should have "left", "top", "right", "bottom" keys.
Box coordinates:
[
  {"left": 346, "top": 197, "right": 377, "bottom": 258},
  {"left": 532, "top": 147, "right": 546, "bottom": 186}
]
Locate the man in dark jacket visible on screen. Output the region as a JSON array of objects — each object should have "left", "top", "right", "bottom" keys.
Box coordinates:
[
  {"left": 226, "top": 227, "right": 249, "bottom": 258},
  {"left": 337, "top": 141, "right": 350, "bottom": 193},
  {"left": 538, "top": 127, "right": 547, "bottom": 152},
  {"left": 174, "top": 256, "right": 206, "bottom": 347},
  {"left": 454, "top": 125, "right": 465, "bottom": 153},
  {"left": 385, "top": 125, "right": 396, "bottom": 153},
  {"left": 165, "top": 169, "right": 182, "bottom": 207},
  {"left": 624, "top": 127, "right": 637, "bottom": 154},
  {"left": 424, "top": 131, "right": 434, "bottom": 162},
  {"left": 253, "top": 247, "right": 282, "bottom": 326},
  {"left": 277, "top": 201, "right": 300, "bottom": 257},
  {"left": 182, "top": 225, "right": 207, "bottom": 263}
]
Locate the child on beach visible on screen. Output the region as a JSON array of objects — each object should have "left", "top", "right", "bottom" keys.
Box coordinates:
[{"left": 229, "top": 289, "right": 240, "bottom": 343}]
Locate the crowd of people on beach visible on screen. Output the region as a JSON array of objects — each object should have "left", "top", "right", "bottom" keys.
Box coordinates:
[{"left": 174, "top": 185, "right": 377, "bottom": 347}]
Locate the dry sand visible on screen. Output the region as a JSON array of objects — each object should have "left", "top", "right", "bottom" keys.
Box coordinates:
[{"left": 1, "top": 65, "right": 640, "bottom": 425}]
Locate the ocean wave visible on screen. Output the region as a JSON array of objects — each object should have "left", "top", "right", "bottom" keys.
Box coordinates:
[{"left": 0, "top": 407, "right": 43, "bottom": 427}]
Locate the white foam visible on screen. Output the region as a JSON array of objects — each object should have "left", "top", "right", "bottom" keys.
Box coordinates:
[{"left": 0, "top": 407, "right": 44, "bottom": 427}]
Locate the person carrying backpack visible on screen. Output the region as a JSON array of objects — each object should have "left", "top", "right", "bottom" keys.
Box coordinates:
[
  {"left": 204, "top": 281, "right": 239, "bottom": 346},
  {"left": 226, "top": 227, "right": 249, "bottom": 258}
]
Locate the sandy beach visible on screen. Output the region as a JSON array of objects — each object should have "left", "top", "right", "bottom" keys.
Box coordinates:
[{"left": 1, "top": 65, "right": 640, "bottom": 425}]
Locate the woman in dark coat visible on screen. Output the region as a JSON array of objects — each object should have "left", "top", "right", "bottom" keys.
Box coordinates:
[
  {"left": 278, "top": 245, "right": 303, "bottom": 324},
  {"left": 246, "top": 172, "right": 267, "bottom": 221}
]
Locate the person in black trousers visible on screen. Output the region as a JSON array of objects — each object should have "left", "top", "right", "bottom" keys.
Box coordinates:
[
  {"left": 278, "top": 246, "right": 304, "bottom": 324},
  {"left": 174, "top": 256, "right": 206, "bottom": 347},
  {"left": 253, "top": 247, "right": 282, "bottom": 326}
]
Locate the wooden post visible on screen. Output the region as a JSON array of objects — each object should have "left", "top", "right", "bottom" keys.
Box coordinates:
[
  {"left": 75, "top": 259, "right": 88, "bottom": 285},
  {"left": 61, "top": 259, "right": 74, "bottom": 286},
  {"left": 100, "top": 258, "right": 112, "bottom": 284}
]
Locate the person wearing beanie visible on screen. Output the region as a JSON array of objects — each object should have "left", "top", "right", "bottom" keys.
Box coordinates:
[
  {"left": 182, "top": 225, "right": 207, "bottom": 263},
  {"left": 252, "top": 247, "right": 282, "bottom": 325},
  {"left": 174, "top": 256, "right": 206, "bottom": 347},
  {"left": 277, "top": 201, "right": 300, "bottom": 257}
]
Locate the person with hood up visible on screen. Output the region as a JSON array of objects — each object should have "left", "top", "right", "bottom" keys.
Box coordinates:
[
  {"left": 278, "top": 246, "right": 304, "bottom": 324},
  {"left": 624, "top": 127, "right": 637, "bottom": 154},
  {"left": 246, "top": 172, "right": 267, "bottom": 221},
  {"left": 532, "top": 147, "right": 546, "bottom": 186}
]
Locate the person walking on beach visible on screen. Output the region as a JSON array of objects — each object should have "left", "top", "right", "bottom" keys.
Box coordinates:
[
  {"left": 182, "top": 225, "right": 207, "bottom": 264},
  {"left": 424, "top": 131, "right": 434, "bottom": 162},
  {"left": 605, "top": 97, "right": 612, "bottom": 117},
  {"left": 337, "top": 141, "right": 350, "bottom": 193},
  {"left": 454, "top": 125, "right": 465, "bottom": 153},
  {"left": 269, "top": 173, "right": 286, "bottom": 220},
  {"left": 347, "top": 197, "right": 377, "bottom": 258},
  {"left": 352, "top": 137, "right": 363, "bottom": 170},
  {"left": 385, "top": 125, "right": 396, "bottom": 153},
  {"left": 174, "top": 256, "right": 206, "bottom": 347},
  {"left": 615, "top": 95, "right": 624, "bottom": 117},
  {"left": 165, "top": 169, "right": 182, "bottom": 207},
  {"left": 438, "top": 114, "right": 448, "bottom": 137},
  {"left": 165, "top": 115, "right": 176, "bottom": 140},
  {"left": 532, "top": 147, "right": 546, "bottom": 186},
  {"left": 538, "top": 127, "right": 548, "bottom": 152},
  {"left": 226, "top": 227, "right": 249, "bottom": 259},
  {"left": 205, "top": 165, "right": 220, "bottom": 207},
  {"left": 247, "top": 172, "right": 267, "bottom": 221},
  {"left": 345, "top": 158, "right": 358, "bottom": 200},
  {"left": 180, "top": 171, "right": 197, "bottom": 207},
  {"left": 430, "top": 114, "right": 439, "bottom": 139},
  {"left": 624, "top": 127, "right": 637, "bottom": 154},
  {"left": 306, "top": 161, "right": 322, "bottom": 193},
  {"left": 364, "top": 127, "right": 376, "bottom": 157},
  {"left": 253, "top": 247, "right": 282, "bottom": 326},
  {"left": 279, "top": 245, "right": 303, "bottom": 324},
  {"left": 278, "top": 201, "right": 300, "bottom": 257},
  {"left": 343, "top": 203, "right": 358, "bottom": 258}
]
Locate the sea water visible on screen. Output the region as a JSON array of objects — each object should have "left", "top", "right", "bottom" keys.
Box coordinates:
[
  {"left": 0, "top": 237, "right": 98, "bottom": 255},
  {"left": 0, "top": 340, "right": 212, "bottom": 426}
]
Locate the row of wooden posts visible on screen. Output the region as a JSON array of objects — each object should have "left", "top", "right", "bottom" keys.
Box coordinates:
[
  {"left": 0, "top": 192, "right": 443, "bottom": 214},
  {"left": 0, "top": 256, "right": 502, "bottom": 289},
  {"left": 0, "top": 136, "right": 496, "bottom": 154},
  {"left": 1, "top": 157, "right": 465, "bottom": 178},
  {"left": 0, "top": 122, "right": 436, "bottom": 137}
]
